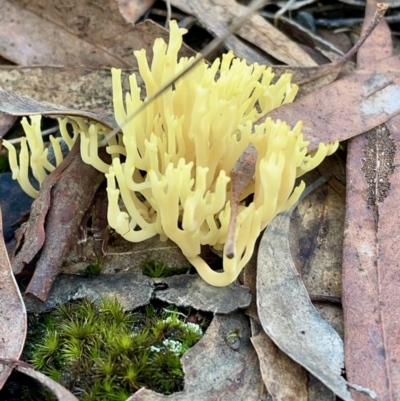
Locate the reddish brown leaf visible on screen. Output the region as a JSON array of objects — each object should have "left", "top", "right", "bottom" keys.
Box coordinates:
[
  {"left": 24, "top": 145, "right": 107, "bottom": 302},
  {"left": 0, "top": 206, "right": 26, "bottom": 389},
  {"left": 12, "top": 140, "right": 81, "bottom": 275},
  {"left": 265, "top": 53, "right": 400, "bottom": 153},
  {"left": 343, "top": 1, "right": 400, "bottom": 400}
]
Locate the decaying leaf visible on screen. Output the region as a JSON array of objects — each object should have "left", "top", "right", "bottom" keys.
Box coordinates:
[
  {"left": 251, "top": 331, "right": 308, "bottom": 401},
  {"left": 154, "top": 275, "right": 251, "bottom": 313},
  {"left": 0, "top": 205, "right": 27, "bottom": 389},
  {"left": 242, "top": 247, "right": 310, "bottom": 400},
  {"left": 11, "top": 141, "right": 82, "bottom": 276},
  {"left": 20, "top": 142, "right": 107, "bottom": 302},
  {"left": 257, "top": 205, "right": 353, "bottom": 401},
  {"left": 0, "top": 66, "right": 143, "bottom": 118},
  {"left": 128, "top": 312, "right": 267, "bottom": 400},
  {"left": 0, "top": 1, "right": 193, "bottom": 67},
  {"left": 266, "top": 53, "right": 400, "bottom": 152},
  {"left": 24, "top": 268, "right": 251, "bottom": 315},
  {"left": 343, "top": 1, "right": 400, "bottom": 399},
  {"left": 0, "top": 0, "right": 127, "bottom": 67},
  {"left": 0, "top": 112, "right": 16, "bottom": 137},
  {"left": 0, "top": 85, "right": 117, "bottom": 130}
]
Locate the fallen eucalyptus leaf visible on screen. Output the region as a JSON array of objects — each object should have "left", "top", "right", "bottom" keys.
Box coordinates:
[
  {"left": 0, "top": 66, "right": 141, "bottom": 118},
  {"left": 265, "top": 54, "right": 400, "bottom": 153},
  {"left": 257, "top": 205, "right": 354, "bottom": 401},
  {"left": 0, "top": 85, "right": 117, "bottom": 130},
  {"left": 0, "top": 206, "right": 27, "bottom": 390},
  {"left": 343, "top": 2, "right": 400, "bottom": 399},
  {"left": 251, "top": 331, "right": 308, "bottom": 401}
]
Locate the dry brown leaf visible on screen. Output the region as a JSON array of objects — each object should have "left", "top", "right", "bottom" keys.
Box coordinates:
[
  {"left": 188, "top": 0, "right": 317, "bottom": 66},
  {"left": 0, "top": 0, "right": 127, "bottom": 67},
  {"left": 117, "top": 0, "right": 157, "bottom": 24},
  {"left": 242, "top": 248, "right": 310, "bottom": 400},
  {"left": 0, "top": 85, "right": 118, "bottom": 129},
  {"left": 257, "top": 205, "right": 354, "bottom": 401},
  {"left": 265, "top": 54, "right": 400, "bottom": 153},
  {"left": 292, "top": 168, "right": 345, "bottom": 304},
  {"left": 0, "top": 1, "right": 193, "bottom": 67},
  {"left": 343, "top": 1, "right": 400, "bottom": 400},
  {"left": 251, "top": 332, "right": 308, "bottom": 401},
  {"left": 18, "top": 140, "right": 105, "bottom": 302},
  {"left": 0, "top": 66, "right": 143, "bottom": 118},
  {"left": 128, "top": 312, "right": 267, "bottom": 401},
  {"left": 0, "top": 205, "right": 27, "bottom": 389}
]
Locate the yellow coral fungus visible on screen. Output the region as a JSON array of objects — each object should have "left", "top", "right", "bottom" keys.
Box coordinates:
[
  {"left": 3, "top": 20, "right": 338, "bottom": 287},
  {"left": 3, "top": 116, "right": 77, "bottom": 197},
  {"left": 101, "top": 21, "right": 338, "bottom": 286}
]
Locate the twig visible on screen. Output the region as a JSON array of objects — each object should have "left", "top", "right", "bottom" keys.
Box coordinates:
[{"left": 296, "top": 2, "right": 389, "bottom": 86}]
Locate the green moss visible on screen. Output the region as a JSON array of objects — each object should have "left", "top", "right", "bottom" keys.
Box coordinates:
[
  {"left": 85, "top": 261, "right": 103, "bottom": 277},
  {"left": 27, "top": 299, "right": 206, "bottom": 400},
  {"left": 140, "top": 259, "right": 190, "bottom": 278}
]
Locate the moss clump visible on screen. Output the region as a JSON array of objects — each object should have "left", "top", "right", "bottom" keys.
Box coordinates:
[
  {"left": 140, "top": 259, "right": 191, "bottom": 278},
  {"left": 85, "top": 261, "right": 103, "bottom": 277},
  {"left": 28, "top": 299, "right": 205, "bottom": 401}
]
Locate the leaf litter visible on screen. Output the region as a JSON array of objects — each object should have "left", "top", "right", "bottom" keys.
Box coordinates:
[
  {"left": 0, "top": 0, "right": 400, "bottom": 398},
  {"left": 0, "top": 205, "right": 27, "bottom": 389},
  {"left": 343, "top": 1, "right": 400, "bottom": 399}
]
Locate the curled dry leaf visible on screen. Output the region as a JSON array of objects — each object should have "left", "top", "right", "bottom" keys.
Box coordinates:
[
  {"left": 257, "top": 205, "right": 354, "bottom": 401},
  {"left": 0, "top": 205, "right": 27, "bottom": 389}
]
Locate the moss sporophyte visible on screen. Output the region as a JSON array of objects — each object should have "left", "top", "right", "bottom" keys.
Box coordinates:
[
  {"left": 26, "top": 298, "right": 206, "bottom": 400},
  {"left": 3, "top": 20, "right": 338, "bottom": 287}
]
